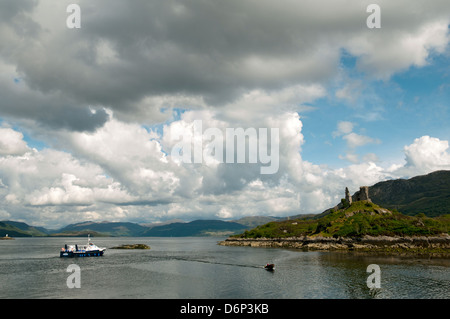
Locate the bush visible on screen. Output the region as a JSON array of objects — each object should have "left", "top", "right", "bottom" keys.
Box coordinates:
[{"left": 341, "top": 198, "right": 350, "bottom": 209}]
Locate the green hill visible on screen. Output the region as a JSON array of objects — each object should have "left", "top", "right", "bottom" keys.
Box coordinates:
[
  {"left": 55, "top": 221, "right": 148, "bottom": 237},
  {"left": 235, "top": 200, "right": 450, "bottom": 239},
  {"left": 0, "top": 221, "right": 49, "bottom": 237},
  {"left": 368, "top": 170, "right": 450, "bottom": 217}
]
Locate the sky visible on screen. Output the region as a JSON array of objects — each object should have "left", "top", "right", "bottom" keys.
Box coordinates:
[{"left": 0, "top": 0, "right": 449, "bottom": 228}]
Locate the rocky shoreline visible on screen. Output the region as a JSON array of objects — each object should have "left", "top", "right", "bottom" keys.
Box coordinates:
[{"left": 218, "top": 234, "right": 450, "bottom": 255}]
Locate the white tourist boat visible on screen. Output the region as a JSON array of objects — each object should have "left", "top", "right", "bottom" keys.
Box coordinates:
[{"left": 60, "top": 235, "right": 106, "bottom": 257}]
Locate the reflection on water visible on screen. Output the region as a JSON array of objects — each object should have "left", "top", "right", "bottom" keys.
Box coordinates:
[{"left": 0, "top": 237, "right": 448, "bottom": 299}]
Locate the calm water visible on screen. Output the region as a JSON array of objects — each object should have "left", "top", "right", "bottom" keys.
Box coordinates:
[{"left": 0, "top": 237, "right": 448, "bottom": 299}]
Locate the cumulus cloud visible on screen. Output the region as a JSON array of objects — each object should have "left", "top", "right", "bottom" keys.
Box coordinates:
[
  {"left": 0, "top": 128, "right": 137, "bottom": 226},
  {"left": 0, "top": 111, "right": 307, "bottom": 226},
  {"left": 394, "top": 136, "right": 450, "bottom": 177},
  {"left": 1, "top": 114, "right": 450, "bottom": 228},
  {"left": 0, "top": 127, "right": 30, "bottom": 156},
  {"left": 26, "top": 173, "right": 135, "bottom": 206},
  {"left": 0, "top": 1, "right": 449, "bottom": 227},
  {"left": 1, "top": 0, "right": 449, "bottom": 128},
  {"left": 347, "top": 20, "right": 450, "bottom": 79}
]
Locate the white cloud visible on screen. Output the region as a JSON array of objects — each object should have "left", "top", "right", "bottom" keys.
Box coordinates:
[
  {"left": 62, "top": 114, "right": 183, "bottom": 197},
  {"left": 335, "top": 81, "right": 363, "bottom": 104},
  {"left": 26, "top": 173, "right": 134, "bottom": 206},
  {"left": 333, "top": 121, "right": 354, "bottom": 137},
  {"left": 333, "top": 121, "right": 381, "bottom": 163},
  {"left": 0, "top": 127, "right": 30, "bottom": 156},
  {"left": 394, "top": 136, "right": 450, "bottom": 176},
  {"left": 1, "top": 118, "right": 449, "bottom": 228},
  {"left": 362, "top": 153, "right": 379, "bottom": 163},
  {"left": 347, "top": 20, "right": 450, "bottom": 79},
  {"left": 338, "top": 152, "right": 360, "bottom": 164},
  {"left": 343, "top": 132, "right": 381, "bottom": 149},
  {"left": 0, "top": 127, "right": 137, "bottom": 226},
  {"left": 216, "top": 207, "right": 233, "bottom": 219}
]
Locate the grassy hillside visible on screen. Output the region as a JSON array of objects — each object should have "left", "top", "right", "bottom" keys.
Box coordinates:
[
  {"left": 0, "top": 221, "right": 49, "bottom": 237},
  {"left": 235, "top": 201, "right": 450, "bottom": 239},
  {"left": 368, "top": 170, "right": 450, "bottom": 217}
]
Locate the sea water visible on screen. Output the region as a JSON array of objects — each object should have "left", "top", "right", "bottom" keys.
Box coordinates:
[{"left": 0, "top": 237, "right": 448, "bottom": 299}]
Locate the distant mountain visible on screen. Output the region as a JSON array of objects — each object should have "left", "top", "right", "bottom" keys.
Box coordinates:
[
  {"left": 55, "top": 221, "right": 148, "bottom": 237},
  {"left": 0, "top": 221, "right": 49, "bottom": 237},
  {"left": 368, "top": 170, "right": 450, "bottom": 217},
  {"left": 140, "top": 219, "right": 186, "bottom": 229},
  {"left": 141, "top": 220, "right": 248, "bottom": 237},
  {"left": 0, "top": 219, "right": 250, "bottom": 237},
  {"left": 232, "top": 216, "right": 282, "bottom": 228}
]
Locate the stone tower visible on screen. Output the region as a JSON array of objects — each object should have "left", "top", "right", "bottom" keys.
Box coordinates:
[
  {"left": 345, "top": 187, "right": 352, "bottom": 205},
  {"left": 354, "top": 186, "right": 371, "bottom": 202}
]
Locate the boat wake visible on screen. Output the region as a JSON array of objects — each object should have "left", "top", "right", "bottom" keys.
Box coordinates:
[{"left": 149, "top": 255, "right": 266, "bottom": 269}]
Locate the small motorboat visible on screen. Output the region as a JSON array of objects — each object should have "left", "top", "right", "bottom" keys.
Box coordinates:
[{"left": 264, "top": 263, "right": 275, "bottom": 271}]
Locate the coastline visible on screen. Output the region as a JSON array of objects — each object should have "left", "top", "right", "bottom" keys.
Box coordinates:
[{"left": 218, "top": 234, "right": 450, "bottom": 256}]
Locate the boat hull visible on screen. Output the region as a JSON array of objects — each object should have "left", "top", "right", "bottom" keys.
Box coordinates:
[
  {"left": 264, "top": 264, "right": 275, "bottom": 271},
  {"left": 60, "top": 250, "right": 104, "bottom": 258}
]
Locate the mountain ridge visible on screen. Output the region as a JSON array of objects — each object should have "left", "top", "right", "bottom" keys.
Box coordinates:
[
  {"left": 0, "top": 219, "right": 251, "bottom": 237},
  {"left": 368, "top": 170, "right": 450, "bottom": 217}
]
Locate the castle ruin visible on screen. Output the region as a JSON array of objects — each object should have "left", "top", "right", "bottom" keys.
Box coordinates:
[
  {"left": 350, "top": 186, "right": 371, "bottom": 203},
  {"left": 345, "top": 187, "right": 352, "bottom": 205}
]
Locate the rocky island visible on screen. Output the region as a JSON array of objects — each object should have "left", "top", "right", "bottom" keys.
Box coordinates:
[
  {"left": 219, "top": 187, "right": 450, "bottom": 255},
  {"left": 110, "top": 244, "right": 151, "bottom": 249}
]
